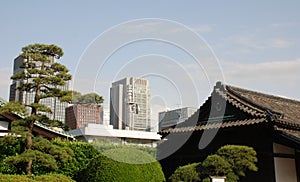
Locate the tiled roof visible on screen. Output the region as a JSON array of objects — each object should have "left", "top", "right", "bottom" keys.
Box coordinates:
[
  {"left": 226, "top": 85, "right": 300, "bottom": 126},
  {"left": 0, "top": 99, "right": 75, "bottom": 139},
  {"left": 160, "top": 82, "right": 300, "bottom": 136},
  {"left": 161, "top": 118, "right": 267, "bottom": 133}
]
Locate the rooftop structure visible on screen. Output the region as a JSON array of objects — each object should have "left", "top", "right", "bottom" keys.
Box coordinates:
[{"left": 69, "top": 123, "right": 161, "bottom": 147}]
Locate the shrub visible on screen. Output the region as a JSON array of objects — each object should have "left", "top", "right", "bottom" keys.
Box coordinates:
[
  {"left": 169, "top": 163, "right": 201, "bottom": 182},
  {"left": 34, "top": 174, "right": 75, "bottom": 182},
  {"left": 91, "top": 139, "right": 157, "bottom": 157},
  {"left": 52, "top": 139, "right": 100, "bottom": 179},
  {"left": 81, "top": 147, "right": 165, "bottom": 182},
  {"left": 216, "top": 145, "right": 258, "bottom": 177},
  {"left": 0, "top": 175, "right": 35, "bottom": 182},
  {"left": 0, "top": 174, "right": 74, "bottom": 182},
  {"left": 168, "top": 145, "right": 258, "bottom": 182}
]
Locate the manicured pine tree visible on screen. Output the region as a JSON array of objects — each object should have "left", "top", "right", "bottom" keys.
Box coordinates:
[{"left": 0, "top": 44, "right": 72, "bottom": 175}]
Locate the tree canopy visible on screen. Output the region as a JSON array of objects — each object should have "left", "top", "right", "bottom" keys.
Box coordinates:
[
  {"left": 1, "top": 43, "right": 73, "bottom": 175},
  {"left": 71, "top": 91, "right": 104, "bottom": 105},
  {"left": 169, "top": 145, "right": 258, "bottom": 182}
]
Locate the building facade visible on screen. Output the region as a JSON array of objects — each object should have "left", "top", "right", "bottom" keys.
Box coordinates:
[
  {"left": 158, "top": 107, "right": 197, "bottom": 131},
  {"left": 65, "top": 104, "right": 101, "bottom": 129},
  {"left": 100, "top": 104, "right": 110, "bottom": 126},
  {"left": 9, "top": 55, "right": 69, "bottom": 123},
  {"left": 69, "top": 123, "right": 161, "bottom": 147},
  {"left": 110, "top": 77, "right": 151, "bottom": 131}
]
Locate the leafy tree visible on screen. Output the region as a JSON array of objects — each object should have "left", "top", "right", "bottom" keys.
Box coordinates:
[
  {"left": 0, "top": 43, "right": 72, "bottom": 175},
  {"left": 168, "top": 145, "right": 258, "bottom": 182},
  {"left": 216, "top": 145, "right": 258, "bottom": 178},
  {"left": 71, "top": 92, "right": 104, "bottom": 105},
  {"left": 0, "top": 136, "right": 26, "bottom": 174},
  {"left": 169, "top": 163, "right": 201, "bottom": 182},
  {"left": 200, "top": 154, "right": 237, "bottom": 182},
  {"left": 52, "top": 139, "right": 100, "bottom": 180},
  {"left": 201, "top": 154, "right": 232, "bottom": 176}
]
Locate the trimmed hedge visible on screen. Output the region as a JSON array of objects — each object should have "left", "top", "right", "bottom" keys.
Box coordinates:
[
  {"left": 0, "top": 174, "right": 74, "bottom": 182},
  {"left": 81, "top": 147, "right": 165, "bottom": 182}
]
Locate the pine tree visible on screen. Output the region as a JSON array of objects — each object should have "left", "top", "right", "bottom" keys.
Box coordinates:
[{"left": 1, "top": 43, "right": 72, "bottom": 175}]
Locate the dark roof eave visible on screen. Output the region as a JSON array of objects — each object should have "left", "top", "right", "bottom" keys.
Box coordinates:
[{"left": 159, "top": 118, "right": 267, "bottom": 134}]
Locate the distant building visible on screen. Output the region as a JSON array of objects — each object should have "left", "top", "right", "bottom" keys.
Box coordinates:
[
  {"left": 9, "top": 55, "right": 68, "bottom": 123},
  {"left": 69, "top": 123, "right": 161, "bottom": 147},
  {"left": 158, "top": 107, "right": 197, "bottom": 131},
  {"left": 110, "top": 77, "right": 151, "bottom": 131},
  {"left": 65, "top": 104, "right": 101, "bottom": 129},
  {"left": 100, "top": 104, "right": 110, "bottom": 126}
]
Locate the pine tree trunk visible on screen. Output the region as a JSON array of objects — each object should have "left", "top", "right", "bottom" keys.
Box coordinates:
[
  {"left": 25, "top": 61, "right": 43, "bottom": 175},
  {"left": 25, "top": 153, "right": 32, "bottom": 175},
  {"left": 26, "top": 120, "right": 34, "bottom": 175}
]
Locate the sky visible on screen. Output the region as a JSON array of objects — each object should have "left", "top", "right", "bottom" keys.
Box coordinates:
[{"left": 1, "top": 1, "right": 300, "bottom": 126}]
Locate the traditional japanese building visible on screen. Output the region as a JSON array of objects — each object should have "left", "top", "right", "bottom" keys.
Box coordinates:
[
  {"left": 0, "top": 98, "right": 74, "bottom": 140},
  {"left": 158, "top": 82, "right": 300, "bottom": 182}
]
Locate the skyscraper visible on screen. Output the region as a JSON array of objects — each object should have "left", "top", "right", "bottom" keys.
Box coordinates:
[
  {"left": 9, "top": 55, "right": 69, "bottom": 123},
  {"left": 110, "top": 77, "right": 151, "bottom": 131}
]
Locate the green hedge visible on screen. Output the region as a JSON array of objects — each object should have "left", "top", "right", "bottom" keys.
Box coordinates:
[
  {"left": 0, "top": 174, "right": 74, "bottom": 182},
  {"left": 52, "top": 139, "right": 100, "bottom": 179},
  {"left": 81, "top": 147, "right": 165, "bottom": 182}
]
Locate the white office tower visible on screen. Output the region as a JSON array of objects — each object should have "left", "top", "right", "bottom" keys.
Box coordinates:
[
  {"left": 110, "top": 77, "right": 151, "bottom": 131},
  {"left": 9, "top": 55, "right": 69, "bottom": 123},
  {"left": 100, "top": 104, "right": 110, "bottom": 126}
]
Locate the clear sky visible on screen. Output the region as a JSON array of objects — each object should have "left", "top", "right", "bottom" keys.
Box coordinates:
[{"left": 1, "top": 1, "right": 300, "bottom": 125}]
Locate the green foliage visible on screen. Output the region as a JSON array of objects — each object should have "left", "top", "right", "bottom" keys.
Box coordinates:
[
  {"left": 12, "top": 44, "right": 71, "bottom": 106},
  {"left": 0, "top": 136, "right": 26, "bottom": 174},
  {"left": 0, "top": 136, "right": 73, "bottom": 175},
  {"left": 6, "top": 43, "right": 73, "bottom": 175},
  {"left": 102, "top": 147, "right": 156, "bottom": 164},
  {"left": 81, "top": 148, "right": 165, "bottom": 182},
  {"left": 216, "top": 145, "right": 258, "bottom": 177},
  {"left": 91, "top": 139, "right": 157, "bottom": 157},
  {"left": 71, "top": 92, "right": 104, "bottom": 104},
  {"left": 0, "top": 136, "right": 26, "bottom": 161},
  {"left": 33, "top": 174, "right": 75, "bottom": 182},
  {"left": 201, "top": 154, "right": 232, "bottom": 177},
  {"left": 0, "top": 102, "right": 28, "bottom": 117},
  {"left": 52, "top": 139, "right": 100, "bottom": 179},
  {"left": 169, "top": 163, "right": 201, "bottom": 182},
  {"left": 0, "top": 174, "right": 74, "bottom": 182},
  {"left": 169, "top": 145, "right": 258, "bottom": 182},
  {"left": 0, "top": 174, "right": 35, "bottom": 182}
]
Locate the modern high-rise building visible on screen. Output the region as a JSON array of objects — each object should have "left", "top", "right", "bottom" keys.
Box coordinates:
[
  {"left": 110, "top": 77, "right": 151, "bottom": 131},
  {"left": 65, "top": 104, "right": 101, "bottom": 129},
  {"left": 100, "top": 104, "right": 110, "bottom": 126},
  {"left": 158, "top": 107, "right": 198, "bottom": 131},
  {"left": 9, "top": 55, "right": 69, "bottom": 123}
]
